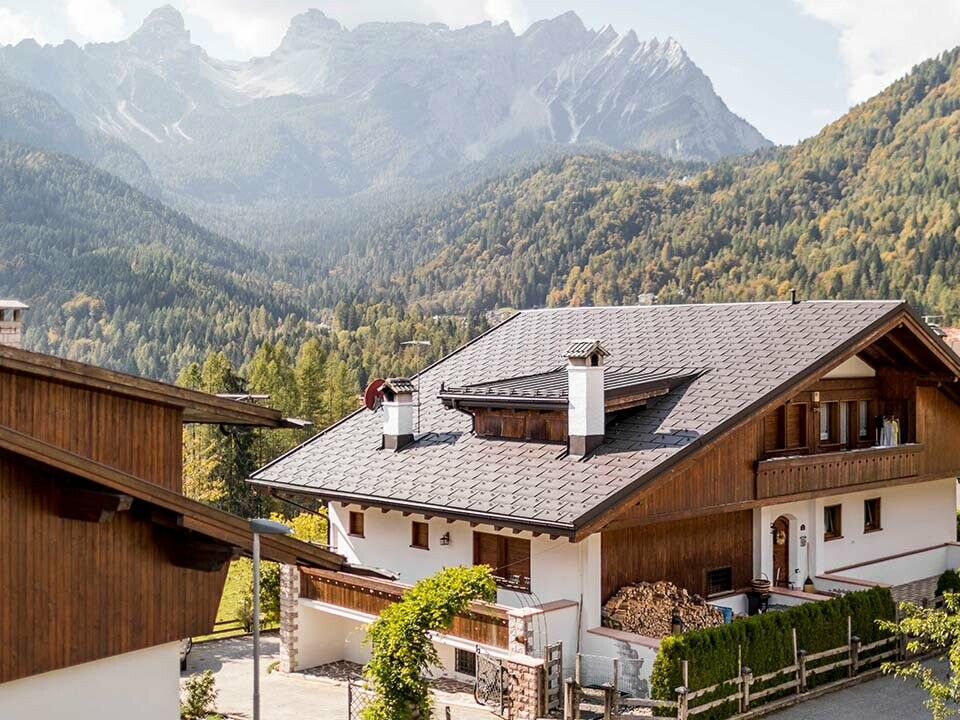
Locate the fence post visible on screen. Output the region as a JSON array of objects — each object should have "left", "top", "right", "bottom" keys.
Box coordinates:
[
  {"left": 899, "top": 632, "right": 908, "bottom": 660},
  {"left": 792, "top": 628, "right": 800, "bottom": 695},
  {"left": 602, "top": 685, "right": 615, "bottom": 720},
  {"left": 850, "top": 635, "right": 861, "bottom": 677},
  {"left": 741, "top": 666, "right": 753, "bottom": 711},
  {"left": 797, "top": 649, "right": 808, "bottom": 693},
  {"left": 611, "top": 656, "right": 619, "bottom": 717},
  {"left": 676, "top": 659, "right": 690, "bottom": 720},
  {"left": 563, "top": 678, "right": 575, "bottom": 720}
]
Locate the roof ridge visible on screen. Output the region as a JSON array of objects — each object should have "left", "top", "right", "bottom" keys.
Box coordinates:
[{"left": 517, "top": 299, "right": 906, "bottom": 314}]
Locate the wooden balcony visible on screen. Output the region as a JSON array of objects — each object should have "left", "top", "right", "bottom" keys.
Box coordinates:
[
  {"left": 299, "top": 567, "right": 510, "bottom": 649},
  {"left": 756, "top": 444, "right": 922, "bottom": 499}
]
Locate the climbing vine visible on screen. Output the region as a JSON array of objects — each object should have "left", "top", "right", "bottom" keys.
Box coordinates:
[{"left": 361, "top": 565, "right": 497, "bottom": 720}]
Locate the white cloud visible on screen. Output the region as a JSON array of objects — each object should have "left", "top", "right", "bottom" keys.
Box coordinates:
[
  {"left": 0, "top": 7, "right": 48, "bottom": 45},
  {"left": 796, "top": 0, "right": 960, "bottom": 103},
  {"left": 63, "top": 0, "right": 125, "bottom": 42}
]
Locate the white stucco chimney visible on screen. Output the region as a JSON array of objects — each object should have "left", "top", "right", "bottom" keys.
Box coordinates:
[
  {"left": 566, "top": 339, "right": 608, "bottom": 457},
  {"left": 381, "top": 377, "right": 416, "bottom": 451},
  {"left": 0, "top": 300, "right": 28, "bottom": 348}
]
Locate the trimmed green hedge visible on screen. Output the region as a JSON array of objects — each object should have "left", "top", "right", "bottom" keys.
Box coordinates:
[{"left": 650, "top": 587, "right": 895, "bottom": 719}]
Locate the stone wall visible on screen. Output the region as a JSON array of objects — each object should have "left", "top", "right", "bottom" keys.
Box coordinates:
[
  {"left": 892, "top": 575, "right": 940, "bottom": 607},
  {"left": 501, "top": 655, "right": 544, "bottom": 720},
  {"left": 279, "top": 564, "right": 301, "bottom": 673}
]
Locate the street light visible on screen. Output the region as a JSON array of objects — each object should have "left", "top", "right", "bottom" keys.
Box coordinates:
[{"left": 251, "top": 517, "right": 292, "bottom": 720}]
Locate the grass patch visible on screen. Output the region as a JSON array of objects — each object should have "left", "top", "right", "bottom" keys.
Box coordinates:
[{"left": 194, "top": 561, "right": 278, "bottom": 642}]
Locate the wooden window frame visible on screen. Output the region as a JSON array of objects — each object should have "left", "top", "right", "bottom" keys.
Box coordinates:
[
  {"left": 348, "top": 511, "right": 365, "bottom": 538},
  {"left": 411, "top": 521, "right": 429, "bottom": 550},
  {"left": 824, "top": 504, "right": 843, "bottom": 541},
  {"left": 864, "top": 498, "right": 882, "bottom": 533},
  {"left": 472, "top": 531, "right": 531, "bottom": 592}
]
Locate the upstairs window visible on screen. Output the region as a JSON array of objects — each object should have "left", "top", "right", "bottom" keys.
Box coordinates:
[
  {"left": 411, "top": 521, "right": 429, "bottom": 550},
  {"left": 473, "top": 532, "right": 531, "bottom": 592},
  {"left": 839, "top": 402, "right": 851, "bottom": 445},
  {"left": 858, "top": 400, "right": 870, "bottom": 441},
  {"left": 824, "top": 504, "right": 842, "bottom": 540},
  {"left": 820, "top": 402, "right": 839, "bottom": 444},
  {"left": 348, "top": 511, "right": 365, "bottom": 537},
  {"left": 864, "top": 498, "right": 882, "bottom": 533}
]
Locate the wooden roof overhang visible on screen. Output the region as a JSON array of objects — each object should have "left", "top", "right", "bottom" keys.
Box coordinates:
[
  {"left": 0, "top": 423, "right": 344, "bottom": 570},
  {"left": 0, "top": 344, "right": 304, "bottom": 428},
  {"left": 569, "top": 303, "right": 960, "bottom": 540}
]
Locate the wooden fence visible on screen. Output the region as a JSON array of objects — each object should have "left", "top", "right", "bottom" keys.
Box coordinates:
[{"left": 564, "top": 619, "right": 904, "bottom": 720}]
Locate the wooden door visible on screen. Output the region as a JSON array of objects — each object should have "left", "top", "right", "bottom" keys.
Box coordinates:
[{"left": 772, "top": 516, "right": 790, "bottom": 587}]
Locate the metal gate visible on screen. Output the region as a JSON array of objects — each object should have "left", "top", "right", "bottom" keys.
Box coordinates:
[
  {"left": 347, "top": 680, "right": 375, "bottom": 720},
  {"left": 474, "top": 646, "right": 503, "bottom": 711},
  {"left": 543, "top": 642, "right": 563, "bottom": 715}
]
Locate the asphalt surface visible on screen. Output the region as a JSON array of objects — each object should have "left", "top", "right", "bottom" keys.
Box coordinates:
[
  {"left": 182, "top": 633, "right": 498, "bottom": 720},
  {"left": 766, "top": 659, "right": 944, "bottom": 720}
]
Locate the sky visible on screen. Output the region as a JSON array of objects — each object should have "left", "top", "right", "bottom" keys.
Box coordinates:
[{"left": 1, "top": 1, "right": 960, "bottom": 145}]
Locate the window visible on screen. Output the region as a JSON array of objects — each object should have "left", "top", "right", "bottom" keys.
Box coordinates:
[
  {"left": 411, "top": 521, "right": 429, "bottom": 549},
  {"left": 839, "top": 402, "right": 851, "bottom": 445},
  {"left": 455, "top": 648, "right": 477, "bottom": 677},
  {"left": 864, "top": 498, "right": 882, "bottom": 533},
  {"left": 348, "top": 511, "right": 365, "bottom": 537},
  {"left": 820, "top": 402, "right": 838, "bottom": 444},
  {"left": 705, "top": 566, "right": 733, "bottom": 596},
  {"left": 763, "top": 403, "right": 808, "bottom": 452},
  {"left": 473, "top": 532, "right": 531, "bottom": 592},
  {"left": 824, "top": 504, "right": 842, "bottom": 540},
  {"left": 858, "top": 400, "right": 870, "bottom": 441}
]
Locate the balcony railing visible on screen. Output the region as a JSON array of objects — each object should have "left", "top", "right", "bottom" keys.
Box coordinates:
[
  {"left": 299, "top": 567, "right": 510, "bottom": 649},
  {"left": 756, "top": 443, "right": 922, "bottom": 499}
]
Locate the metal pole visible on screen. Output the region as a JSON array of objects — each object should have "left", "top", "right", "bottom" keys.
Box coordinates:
[{"left": 253, "top": 532, "right": 261, "bottom": 720}]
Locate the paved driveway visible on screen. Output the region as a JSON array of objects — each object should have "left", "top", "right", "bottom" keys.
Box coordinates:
[
  {"left": 182, "top": 634, "right": 498, "bottom": 720},
  {"left": 766, "top": 659, "right": 944, "bottom": 720}
]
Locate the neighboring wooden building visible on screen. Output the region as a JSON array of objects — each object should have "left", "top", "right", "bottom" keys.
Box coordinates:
[
  {"left": 250, "top": 300, "right": 960, "bottom": 714},
  {"left": 0, "top": 342, "right": 343, "bottom": 719}
]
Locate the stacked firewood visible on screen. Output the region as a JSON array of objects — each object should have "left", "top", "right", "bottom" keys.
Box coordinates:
[{"left": 602, "top": 580, "right": 724, "bottom": 637}]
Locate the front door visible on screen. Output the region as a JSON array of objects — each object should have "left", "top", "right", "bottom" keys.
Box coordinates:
[{"left": 772, "top": 516, "right": 790, "bottom": 587}]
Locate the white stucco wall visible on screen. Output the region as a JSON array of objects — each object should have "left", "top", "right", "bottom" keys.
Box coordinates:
[
  {"left": 757, "top": 477, "right": 956, "bottom": 588},
  {"left": 330, "top": 503, "right": 592, "bottom": 611},
  {"left": 0, "top": 642, "right": 180, "bottom": 720}
]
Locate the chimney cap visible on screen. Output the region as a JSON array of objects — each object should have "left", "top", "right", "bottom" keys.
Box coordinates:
[
  {"left": 564, "top": 339, "right": 609, "bottom": 360},
  {"left": 383, "top": 377, "right": 416, "bottom": 394}
]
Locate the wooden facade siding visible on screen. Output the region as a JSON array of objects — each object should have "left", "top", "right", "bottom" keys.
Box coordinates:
[
  {"left": 0, "top": 454, "right": 226, "bottom": 684},
  {"left": 600, "top": 511, "right": 753, "bottom": 602},
  {"left": 755, "top": 444, "right": 922, "bottom": 499},
  {"left": 916, "top": 386, "right": 960, "bottom": 477},
  {"left": 299, "top": 568, "right": 510, "bottom": 649},
  {"left": 0, "top": 370, "right": 183, "bottom": 492}
]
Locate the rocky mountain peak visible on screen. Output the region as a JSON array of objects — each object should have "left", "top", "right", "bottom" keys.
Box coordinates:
[
  {"left": 128, "top": 5, "right": 192, "bottom": 55},
  {"left": 278, "top": 9, "right": 344, "bottom": 53}
]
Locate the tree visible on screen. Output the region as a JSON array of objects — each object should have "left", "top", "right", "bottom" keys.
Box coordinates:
[
  {"left": 362, "top": 566, "right": 496, "bottom": 720},
  {"left": 295, "top": 338, "right": 326, "bottom": 427},
  {"left": 881, "top": 594, "right": 960, "bottom": 720}
]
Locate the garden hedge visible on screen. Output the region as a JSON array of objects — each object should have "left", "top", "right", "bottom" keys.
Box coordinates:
[{"left": 650, "top": 587, "right": 895, "bottom": 719}]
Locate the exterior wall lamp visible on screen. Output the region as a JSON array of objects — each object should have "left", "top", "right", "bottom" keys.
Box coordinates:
[{"left": 439, "top": 531, "right": 451, "bottom": 546}]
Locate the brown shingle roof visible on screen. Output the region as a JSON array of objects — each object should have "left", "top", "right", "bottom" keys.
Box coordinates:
[{"left": 251, "top": 301, "right": 906, "bottom": 532}]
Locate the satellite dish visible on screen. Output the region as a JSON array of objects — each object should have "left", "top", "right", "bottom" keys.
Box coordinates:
[{"left": 363, "top": 378, "right": 386, "bottom": 411}]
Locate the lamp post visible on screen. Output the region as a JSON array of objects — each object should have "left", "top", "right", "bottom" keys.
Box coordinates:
[{"left": 250, "top": 517, "right": 292, "bottom": 720}]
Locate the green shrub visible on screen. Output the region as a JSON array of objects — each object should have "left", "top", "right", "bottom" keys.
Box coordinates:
[
  {"left": 180, "top": 670, "right": 218, "bottom": 720},
  {"left": 233, "top": 557, "right": 281, "bottom": 631},
  {"left": 936, "top": 569, "right": 960, "bottom": 596},
  {"left": 650, "top": 587, "right": 895, "bottom": 719}
]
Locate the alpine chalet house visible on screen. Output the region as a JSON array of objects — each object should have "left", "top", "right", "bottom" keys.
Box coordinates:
[
  {"left": 251, "top": 300, "right": 960, "bottom": 716},
  {"left": 0, "top": 303, "right": 344, "bottom": 719}
]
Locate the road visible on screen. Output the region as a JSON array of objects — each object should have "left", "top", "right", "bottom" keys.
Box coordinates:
[
  {"left": 182, "top": 634, "right": 498, "bottom": 720},
  {"left": 766, "top": 659, "right": 944, "bottom": 720}
]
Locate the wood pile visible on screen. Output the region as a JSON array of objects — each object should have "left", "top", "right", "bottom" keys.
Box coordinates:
[{"left": 602, "top": 580, "right": 724, "bottom": 637}]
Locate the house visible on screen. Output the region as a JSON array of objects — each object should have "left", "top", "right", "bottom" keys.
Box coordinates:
[
  {"left": 0, "top": 308, "right": 344, "bottom": 720},
  {"left": 250, "top": 300, "right": 960, "bottom": 717}
]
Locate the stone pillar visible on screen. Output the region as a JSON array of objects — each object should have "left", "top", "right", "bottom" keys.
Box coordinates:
[
  {"left": 279, "top": 564, "right": 301, "bottom": 673},
  {"left": 507, "top": 607, "right": 539, "bottom": 655},
  {"left": 501, "top": 655, "right": 545, "bottom": 720}
]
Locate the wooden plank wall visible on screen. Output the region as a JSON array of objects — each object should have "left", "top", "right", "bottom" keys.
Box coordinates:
[
  {"left": 600, "top": 511, "right": 753, "bottom": 602},
  {"left": 0, "top": 453, "right": 226, "bottom": 684},
  {"left": 0, "top": 369, "right": 183, "bottom": 492},
  {"left": 916, "top": 385, "right": 960, "bottom": 477}
]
